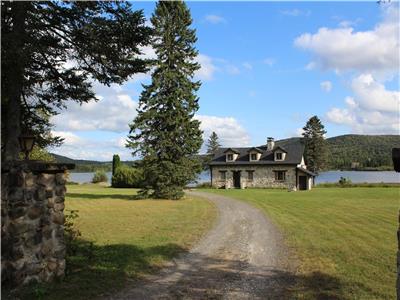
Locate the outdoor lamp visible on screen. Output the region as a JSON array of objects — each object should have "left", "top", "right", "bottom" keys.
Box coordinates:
[{"left": 19, "top": 133, "right": 36, "bottom": 160}]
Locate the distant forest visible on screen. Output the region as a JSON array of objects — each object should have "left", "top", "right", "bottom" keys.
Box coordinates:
[
  {"left": 52, "top": 134, "right": 400, "bottom": 172},
  {"left": 51, "top": 153, "right": 136, "bottom": 172},
  {"left": 326, "top": 135, "right": 400, "bottom": 170}
]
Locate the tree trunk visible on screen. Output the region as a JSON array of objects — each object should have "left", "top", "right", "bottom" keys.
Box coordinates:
[{"left": 4, "top": 3, "right": 28, "bottom": 161}]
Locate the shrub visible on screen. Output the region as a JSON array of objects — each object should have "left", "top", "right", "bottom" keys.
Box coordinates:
[
  {"left": 338, "top": 176, "right": 352, "bottom": 187},
  {"left": 92, "top": 171, "right": 108, "bottom": 183},
  {"left": 112, "top": 165, "right": 143, "bottom": 188},
  {"left": 64, "top": 210, "right": 82, "bottom": 256}
]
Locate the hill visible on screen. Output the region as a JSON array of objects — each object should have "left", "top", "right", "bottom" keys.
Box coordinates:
[
  {"left": 51, "top": 153, "right": 135, "bottom": 172},
  {"left": 51, "top": 134, "right": 400, "bottom": 172},
  {"left": 326, "top": 134, "right": 400, "bottom": 170}
]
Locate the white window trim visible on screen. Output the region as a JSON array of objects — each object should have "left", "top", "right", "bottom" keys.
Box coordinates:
[{"left": 275, "top": 152, "right": 284, "bottom": 161}]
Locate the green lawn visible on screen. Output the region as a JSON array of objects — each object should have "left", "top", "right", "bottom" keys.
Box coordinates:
[
  {"left": 206, "top": 187, "right": 398, "bottom": 299},
  {"left": 15, "top": 184, "right": 216, "bottom": 300}
]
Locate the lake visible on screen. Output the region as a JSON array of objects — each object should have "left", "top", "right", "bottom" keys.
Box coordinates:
[{"left": 69, "top": 170, "right": 400, "bottom": 185}]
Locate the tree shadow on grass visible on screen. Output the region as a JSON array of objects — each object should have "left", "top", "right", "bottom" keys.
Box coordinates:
[
  {"left": 2, "top": 240, "right": 186, "bottom": 300},
  {"left": 3, "top": 240, "right": 383, "bottom": 300},
  {"left": 66, "top": 192, "right": 140, "bottom": 201}
]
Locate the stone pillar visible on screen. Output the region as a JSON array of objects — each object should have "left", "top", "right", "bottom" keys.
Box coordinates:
[{"left": 1, "top": 161, "right": 74, "bottom": 287}]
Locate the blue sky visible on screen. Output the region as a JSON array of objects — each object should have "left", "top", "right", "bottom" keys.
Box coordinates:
[{"left": 51, "top": 1, "right": 399, "bottom": 161}]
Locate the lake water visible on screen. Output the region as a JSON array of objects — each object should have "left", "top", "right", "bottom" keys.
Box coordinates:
[{"left": 69, "top": 170, "right": 400, "bottom": 185}]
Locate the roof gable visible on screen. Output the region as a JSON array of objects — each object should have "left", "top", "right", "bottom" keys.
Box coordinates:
[
  {"left": 223, "top": 148, "right": 240, "bottom": 154},
  {"left": 247, "top": 147, "right": 263, "bottom": 153},
  {"left": 210, "top": 138, "right": 305, "bottom": 166}
]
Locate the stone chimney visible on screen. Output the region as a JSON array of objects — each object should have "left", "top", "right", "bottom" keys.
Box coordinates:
[{"left": 267, "top": 137, "right": 275, "bottom": 151}]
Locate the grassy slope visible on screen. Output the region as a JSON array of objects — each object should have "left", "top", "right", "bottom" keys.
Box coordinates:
[
  {"left": 207, "top": 187, "right": 397, "bottom": 299},
  {"left": 19, "top": 184, "right": 216, "bottom": 300}
]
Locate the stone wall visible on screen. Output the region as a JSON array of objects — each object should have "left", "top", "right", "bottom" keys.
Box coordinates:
[
  {"left": 211, "top": 164, "right": 297, "bottom": 189},
  {"left": 1, "top": 161, "right": 74, "bottom": 287}
]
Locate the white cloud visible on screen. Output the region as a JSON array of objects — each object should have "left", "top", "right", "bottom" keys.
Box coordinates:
[
  {"left": 320, "top": 81, "right": 332, "bottom": 92},
  {"left": 195, "top": 54, "right": 218, "bottom": 80},
  {"left": 326, "top": 74, "right": 400, "bottom": 134},
  {"left": 195, "top": 115, "right": 251, "bottom": 150},
  {"left": 242, "top": 62, "right": 253, "bottom": 70},
  {"left": 225, "top": 64, "right": 240, "bottom": 75},
  {"left": 294, "top": 5, "right": 399, "bottom": 76},
  {"left": 51, "top": 82, "right": 138, "bottom": 133},
  {"left": 50, "top": 131, "right": 131, "bottom": 161},
  {"left": 204, "top": 14, "right": 226, "bottom": 24},
  {"left": 138, "top": 45, "right": 157, "bottom": 60},
  {"left": 263, "top": 58, "right": 275, "bottom": 66},
  {"left": 281, "top": 9, "right": 311, "bottom": 17},
  {"left": 351, "top": 73, "right": 399, "bottom": 112}
]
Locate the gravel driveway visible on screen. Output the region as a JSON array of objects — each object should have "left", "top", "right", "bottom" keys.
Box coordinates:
[{"left": 104, "top": 191, "right": 295, "bottom": 300}]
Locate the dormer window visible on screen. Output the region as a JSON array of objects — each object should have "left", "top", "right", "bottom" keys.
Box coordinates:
[
  {"left": 273, "top": 146, "right": 287, "bottom": 161},
  {"left": 248, "top": 147, "right": 262, "bottom": 161},
  {"left": 224, "top": 148, "right": 240, "bottom": 162}
]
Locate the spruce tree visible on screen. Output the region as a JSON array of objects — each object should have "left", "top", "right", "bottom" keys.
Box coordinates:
[
  {"left": 302, "top": 115, "right": 328, "bottom": 173},
  {"left": 127, "top": 1, "right": 203, "bottom": 199},
  {"left": 206, "top": 132, "right": 221, "bottom": 154}
]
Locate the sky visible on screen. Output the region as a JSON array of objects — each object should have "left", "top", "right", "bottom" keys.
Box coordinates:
[{"left": 50, "top": 1, "right": 400, "bottom": 161}]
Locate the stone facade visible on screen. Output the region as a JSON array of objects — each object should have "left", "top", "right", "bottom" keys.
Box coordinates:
[
  {"left": 1, "top": 161, "right": 74, "bottom": 287},
  {"left": 211, "top": 164, "right": 298, "bottom": 189}
]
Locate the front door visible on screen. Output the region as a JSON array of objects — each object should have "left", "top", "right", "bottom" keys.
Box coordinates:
[
  {"left": 299, "top": 176, "right": 307, "bottom": 190},
  {"left": 233, "top": 171, "right": 241, "bottom": 188}
]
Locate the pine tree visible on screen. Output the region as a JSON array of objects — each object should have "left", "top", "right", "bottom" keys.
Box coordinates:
[
  {"left": 302, "top": 116, "right": 328, "bottom": 173},
  {"left": 1, "top": 1, "right": 151, "bottom": 160},
  {"left": 127, "top": 1, "right": 203, "bottom": 199},
  {"left": 206, "top": 132, "right": 221, "bottom": 154}
]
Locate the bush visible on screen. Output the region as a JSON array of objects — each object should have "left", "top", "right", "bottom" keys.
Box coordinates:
[
  {"left": 92, "top": 171, "right": 108, "bottom": 183},
  {"left": 338, "top": 176, "right": 352, "bottom": 187},
  {"left": 112, "top": 165, "right": 143, "bottom": 188}
]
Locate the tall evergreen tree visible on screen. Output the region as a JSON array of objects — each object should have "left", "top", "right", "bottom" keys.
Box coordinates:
[
  {"left": 302, "top": 115, "right": 328, "bottom": 173},
  {"left": 127, "top": 1, "right": 203, "bottom": 200},
  {"left": 112, "top": 154, "right": 121, "bottom": 176},
  {"left": 1, "top": 1, "right": 151, "bottom": 160},
  {"left": 206, "top": 132, "right": 221, "bottom": 154}
]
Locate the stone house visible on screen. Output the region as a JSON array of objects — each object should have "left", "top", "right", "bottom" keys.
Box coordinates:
[{"left": 209, "top": 137, "right": 316, "bottom": 190}]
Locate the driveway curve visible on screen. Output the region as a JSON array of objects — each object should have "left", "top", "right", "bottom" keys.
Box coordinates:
[{"left": 104, "top": 190, "right": 295, "bottom": 300}]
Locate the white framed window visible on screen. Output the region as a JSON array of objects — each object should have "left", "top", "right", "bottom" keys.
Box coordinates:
[
  {"left": 250, "top": 153, "right": 257, "bottom": 161},
  {"left": 275, "top": 152, "right": 283, "bottom": 160},
  {"left": 227, "top": 154, "right": 234, "bottom": 161}
]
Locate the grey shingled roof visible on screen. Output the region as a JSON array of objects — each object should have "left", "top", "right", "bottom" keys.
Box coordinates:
[
  {"left": 297, "top": 166, "right": 317, "bottom": 176},
  {"left": 209, "top": 138, "right": 305, "bottom": 166}
]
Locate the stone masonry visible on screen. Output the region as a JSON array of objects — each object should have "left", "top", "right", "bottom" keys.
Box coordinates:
[
  {"left": 211, "top": 165, "right": 297, "bottom": 189},
  {"left": 1, "top": 161, "right": 74, "bottom": 287}
]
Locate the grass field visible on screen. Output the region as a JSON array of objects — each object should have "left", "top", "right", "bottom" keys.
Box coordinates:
[
  {"left": 16, "top": 184, "right": 216, "bottom": 300},
  {"left": 207, "top": 187, "right": 398, "bottom": 299}
]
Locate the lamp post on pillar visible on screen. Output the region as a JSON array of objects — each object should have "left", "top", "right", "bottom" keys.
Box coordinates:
[{"left": 18, "top": 133, "right": 36, "bottom": 160}]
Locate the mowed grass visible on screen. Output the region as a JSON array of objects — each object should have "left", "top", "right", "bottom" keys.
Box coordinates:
[
  {"left": 16, "top": 184, "right": 216, "bottom": 300},
  {"left": 207, "top": 187, "right": 398, "bottom": 299}
]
